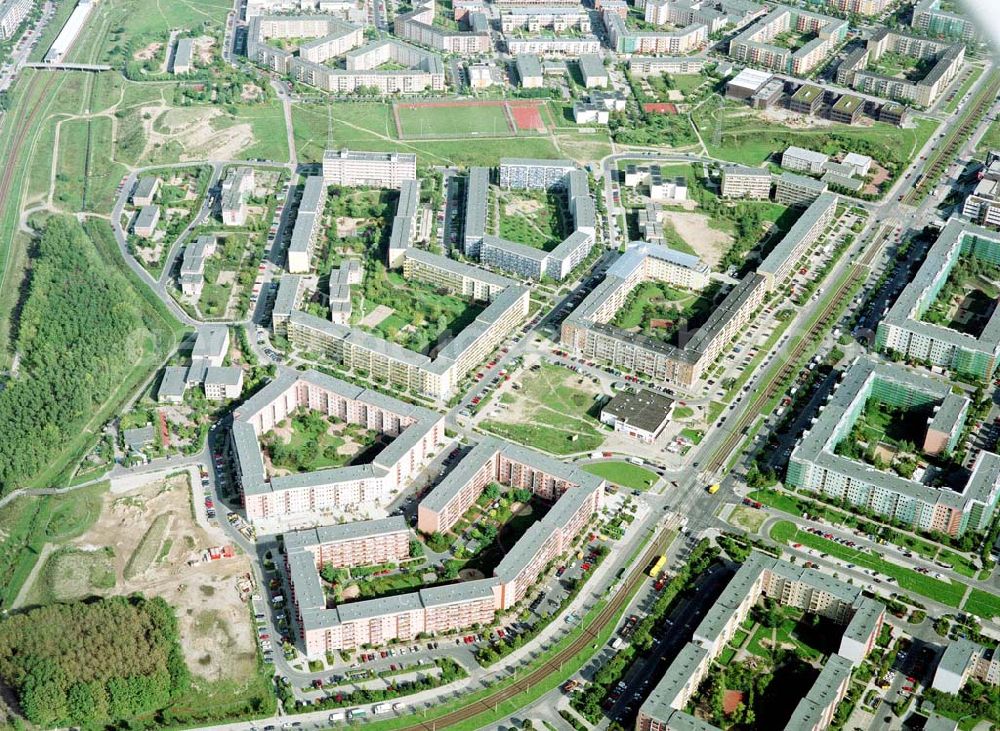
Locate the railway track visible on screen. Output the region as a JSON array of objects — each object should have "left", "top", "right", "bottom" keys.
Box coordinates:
[
  {"left": 903, "top": 70, "right": 1000, "bottom": 206},
  {"left": 399, "top": 524, "right": 675, "bottom": 731},
  {"left": 702, "top": 235, "right": 884, "bottom": 475}
]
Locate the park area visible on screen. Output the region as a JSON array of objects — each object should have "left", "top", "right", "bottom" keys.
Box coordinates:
[
  {"left": 260, "top": 408, "right": 385, "bottom": 476},
  {"left": 498, "top": 188, "right": 567, "bottom": 251},
  {"left": 481, "top": 362, "right": 608, "bottom": 455},
  {"left": 352, "top": 269, "right": 485, "bottom": 354}
]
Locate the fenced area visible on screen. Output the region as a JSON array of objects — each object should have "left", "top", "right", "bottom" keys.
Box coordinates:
[{"left": 392, "top": 99, "right": 548, "bottom": 139}]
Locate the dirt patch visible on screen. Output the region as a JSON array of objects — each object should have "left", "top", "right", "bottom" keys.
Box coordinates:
[
  {"left": 22, "top": 473, "right": 256, "bottom": 683},
  {"left": 360, "top": 304, "right": 393, "bottom": 328},
  {"left": 241, "top": 83, "right": 264, "bottom": 103},
  {"left": 194, "top": 35, "right": 215, "bottom": 65},
  {"left": 134, "top": 42, "right": 163, "bottom": 61},
  {"left": 504, "top": 198, "right": 544, "bottom": 217},
  {"left": 658, "top": 209, "right": 730, "bottom": 269}
]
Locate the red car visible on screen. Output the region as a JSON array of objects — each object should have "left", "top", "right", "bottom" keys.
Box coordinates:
[{"left": 581, "top": 562, "right": 592, "bottom": 571}]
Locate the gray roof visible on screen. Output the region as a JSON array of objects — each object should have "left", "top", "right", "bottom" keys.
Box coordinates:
[
  {"left": 843, "top": 597, "right": 884, "bottom": 646},
  {"left": 500, "top": 157, "right": 575, "bottom": 169},
  {"left": 419, "top": 577, "right": 497, "bottom": 607},
  {"left": 174, "top": 37, "right": 194, "bottom": 67},
  {"left": 578, "top": 53, "right": 606, "bottom": 81},
  {"left": 493, "top": 521, "right": 554, "bottom": 583},
  {"left": 324, "top": 149, "right": 417, "bottom": 164},
  {"left": 157, "top": 366, "right": 189, "bottom": 400},
  {"left": 135, "top": 205, "right": 159, "bottom": 229},
  {"left": 481, "top": 235, "right": 550, "bottom": 263},
  {"left": 784, "top": 146, "right": 829, "bottom": 165},
  {"left": 273, "top": 275, "right": 303, "bottom": 318},
  {"left": 404, "top": 247, "right": 514, "bottom": 290},
  {"left": 822, "top": 172, "right": 864, "bottom": 192},
  {"left": 192, "top": 326, "right": 229, "bottom": 360},
  {"left": 722, "top": 164, "right": 770, "bottom": 178},
  {"left": 124, "top": 426, "right": 155, "bottom": 450},
  {"left": 602, "top": 388, "right": 673, "bottom": 433},
  {"left": 464, "top": 166, "right": 489, "bottom": 245},
  {"left": 639, "top": 642, "right": 710, "bottom": 721},
  {"left": 785, "top": 654, "right": 853, "bottom": 730},
  {"left": 420, "top": 438, "right": 501, "bottom": 513},
  {"left": 758, "top": 193, "right": 836, "bottom": 279},
  {"left": 337, "top": 592, "right": 424, "bottom": 622},
  {"left": 880, "top": 217, "right": 1000, "bottom": 355},
  {"left": 205, "top": 366, "right": 243, "bottom": 388},
  {"left": 133, "top": 176, "right": 159, "bottom": 200},
  {"left": 937, "top": 638, "right": 981, "bottom": 678},
  {"left": 231, "top": 420, "right": 266, "bottom": 491},
  {"left": 515, "top": 54, "right": 542, "bottom": 80},
  {"left": 777, "top": 171, "right": 828, "bottom": 192},
  {"left": 285, "top": 515, "right": 410, "bottom": 553}
]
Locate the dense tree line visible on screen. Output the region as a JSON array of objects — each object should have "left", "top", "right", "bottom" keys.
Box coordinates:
[
  {"left": 0, "top": 596, "right": 190, "bottom": 727},
  {"left": 0, "top": 217, "right": 153, "bottom": 494}
]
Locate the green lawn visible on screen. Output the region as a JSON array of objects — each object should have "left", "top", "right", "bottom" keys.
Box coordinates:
[
  {"left": 769, "top": 520, "right": 967, "bottom": 608},
  {"left": 498, "top": 189, "right": 566, "bottom": 251},
  {"left": 396, "top": 103, "right": 512, "bottom": 138},
  {"left": 481, "top": 364, "right": 606, "bottom": 456},
  {"left": 964, "top": 589, "right": 1000, "bottom": 621},
  {"left": 0, "top": 482, "right": 108, "bottom": 610},
  {"left": 581, "top": 462, "right": 659, "bottom": 491},
  {"left": 977, "top": 118, "right": 1000, "bottom": 155}
]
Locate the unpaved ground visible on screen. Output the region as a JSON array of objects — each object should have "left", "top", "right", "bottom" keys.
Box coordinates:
[
  {"left": 659, "top": 210, "right": 730, "bottom": 269},
  {"left": 504, "top": 198, "right": 544, "bottom": 216},
  {"left": 143, "top": 105, "right": 255, "bottom": 163},
  {"left": 134, "top": 42, "right": 163, "bottom": 61},
  {"left": 19, "top": 473, "right": 256, "bottom": 683},
  {"left": 360, "top": 304, "right": 393, "bottom": 327}
]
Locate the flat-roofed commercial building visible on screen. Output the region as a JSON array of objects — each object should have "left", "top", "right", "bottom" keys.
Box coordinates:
[
  {"left": 787, "top": 356, "right": 1000, "bottom": 538},
  {"left": 829, "top": 93, "right": 864, "bottom": 124},
  {"left": 578, "top": 53, "right": 607, "bottom": 88},
  {"left": 720, "top": 164, "right": 771, "bottom": 199},
  {"left": 963, "top": 157, "right": 1000, "bottom": 229},
  {"left": 133, "top": 205, "right": 160, "bottom": 237},
  {"left": 788, "top": 83, "right": 823, "bottom": 115},
  {"left": 877, "top": 218, "right": 1000, "bottom": 381},
  {"left": 600, "top": 388, "right": 673, "bottom": 443},
  {"left": 323, "top": 149, "right": 417, "bottom": 188},
  {"left": 515, "top": 54, "right": 544, "bottom": 87}
]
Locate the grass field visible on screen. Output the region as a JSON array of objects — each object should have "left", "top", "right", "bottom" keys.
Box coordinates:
[
  {"left": 964, "top": 588, "right": 1000, "bottom": 621},
  {"left": 693, "top": 100, "right": 939, "bottom": 170},
  {"left": 769, "top": 520, "right": 967, "bottom": 608},
  {"left": 0, "top": 481, "right": 108, "bottom": 610},
  {"left": 581, "top": 461, "right": 659, "bottom": 491},
  {"left": 977, "top": 118, "right": 1000, "bottom": 155},
  {"left": 481, "top": 363, "right": 606, "bottom": 455},
  {"left": 396, "top": 103, "right": 512, "bottom": 138}
]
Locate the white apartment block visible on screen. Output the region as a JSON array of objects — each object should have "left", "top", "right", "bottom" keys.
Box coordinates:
[
  {"left": 720, "top": 164, "right": 772, "bottom": 199},
  {"left": 0, "top": 0, "right": 32, "bottom": 40},
  {"left": 221, "top": 167, "right": 255, "bottom": 226},
  {"left": 287, "top": 176, "right": 327, "bottom": 274},
  {"left": 323, "top": 149, "right": 417, "bottom": 189}
]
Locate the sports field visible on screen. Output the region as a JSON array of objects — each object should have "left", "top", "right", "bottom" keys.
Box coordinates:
[{"left": 395, "top": 102, "right": 513, "bottom": 138}]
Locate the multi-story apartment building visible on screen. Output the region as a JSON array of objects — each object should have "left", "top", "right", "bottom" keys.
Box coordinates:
[
  {"left": 204, "top": 367, "right": 244, "bottom": 401},
  {"left": 229, "top": 369, "right": 446, "bottom": 525},
  {"left": 286, "top": 438, "right": 604, "bottom": 655},
  {"left": 287, "top": 176, "right": 327, "bottom": 274},
  {"left": 179, "top": 235, "right": 217, "bottom": 298},
  {"left": 818, "top": 0, "right": 891, "bottom": 15},
  {"left": 877, "top": 218, "right": 1000, "bottom": 381},
  {"left": 643, "top": 0, "right": 765, "bottom": 33},
  {"left": 774, "top": 171, "right": 829, "bottom": 206},
  {"left": 962, "top": 155, "right": 1000, "bottom": 229},
  {"left": 604, "top": 12, "right": 707, "bottom": 55},
  {"left": 628, "top": 55, "right": 706, "bottom": 76},
  {"left": 403, "top": 248, "right": 513, "bottom": 301},
  {"left": 838, "top": 29, "right": 964, "bottom": 108},
  {"left": 504, "top": 35, "right": 601, "bottom": 55},
  {"left": 933, "top": 638, "right": 1000, "bottom": 694},
  {"left": 386, "top": 179, "right": 421, "bottom": 267},
  {"left": 637, "top": 553, "right": 884, "bottom": 731},
  {"left": 499, "top": 6, "right": 590, "bottom": 33},
  {"left": 0, "top": 0, "right": 32, "bottom": 40},
  {"left": 473, "top": 166, "right": 596, "bottom": 282},
  {"left": 563, "top": 195, "right": 835, "bottom": 389},
  {"left": 720, "top": 164, "right": 772, "bottom": 199},
  {"left": 515, "top": 54, "right": 544, "bottom": 87},
  {"left": 912, "top": 0, "right": 978, "bottom": 42},
  {"left": 787, "top": 356, "right": 1000, "bottom": 538},
  {"left": 327, "top": 260, "right": 362, "bottom": 324},
  {"left": 221, "top": 166, "right": 255, "bottom": 226},
  {"left": 323, "top": 149, "right": 417, "bottom": 188},
  {"left": 132, "top": 176, "right": 160, "bottom": 206},
  {"left": 394, "top": 0, "right": 491, "bottom": 53},
  {"left": 728, "top": 5, "right": 847, "bottom": 75},
  {"left": 498, "top": 158, "right": 576, "bottom": 189},
  {"left": 272, "top": 275, "right": 304, "bottom": 339},
  {"left": 782, "top": 145, "right": 829, "bottom": 174}
]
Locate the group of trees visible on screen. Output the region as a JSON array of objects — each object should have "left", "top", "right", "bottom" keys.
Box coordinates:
[
  {"left": 0, "top": 596, "right": 190, "bottom": 727},
  {"left": 0, "top": 217, "right": 155, "bottom": 494}
]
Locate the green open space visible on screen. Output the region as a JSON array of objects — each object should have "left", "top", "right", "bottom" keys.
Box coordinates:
[
  {"left": 396, "top": 103, "right": 512, "bottom": 138},
  {"left": 261, "top": 408, "right": 382, "bottom": 475},
  {"left": 353, "top": 269, "right": 485, "bottom": 354},
  {"left": 693, "top": 101, "right": 938, "bottom": 179},
  {"left": 977, "top": 118, "right": 1000, "bottom": 155},
  {"left": 0, "top": 481, "right": 108, "bottom": 610},
  {"left": 481, "top": 363, "right": 606, "bottom": 455},
  {"left": 964, "top": 588, "right": 1000, "bottom": 621},
  {"left": 581, "top": 462, "right": 659, "bottom": 491},
  {"left": 612, "top": 280, "right": 721, "bottom": 345},
  {"left": 920, "top": 254, "right": 1000, "bottom": 337},
  {"left": 769, "top": 520, "right": 967, "bottom": 607},
  {"left": 497, "top": 188, "right": 567, "bottom": 251}
]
